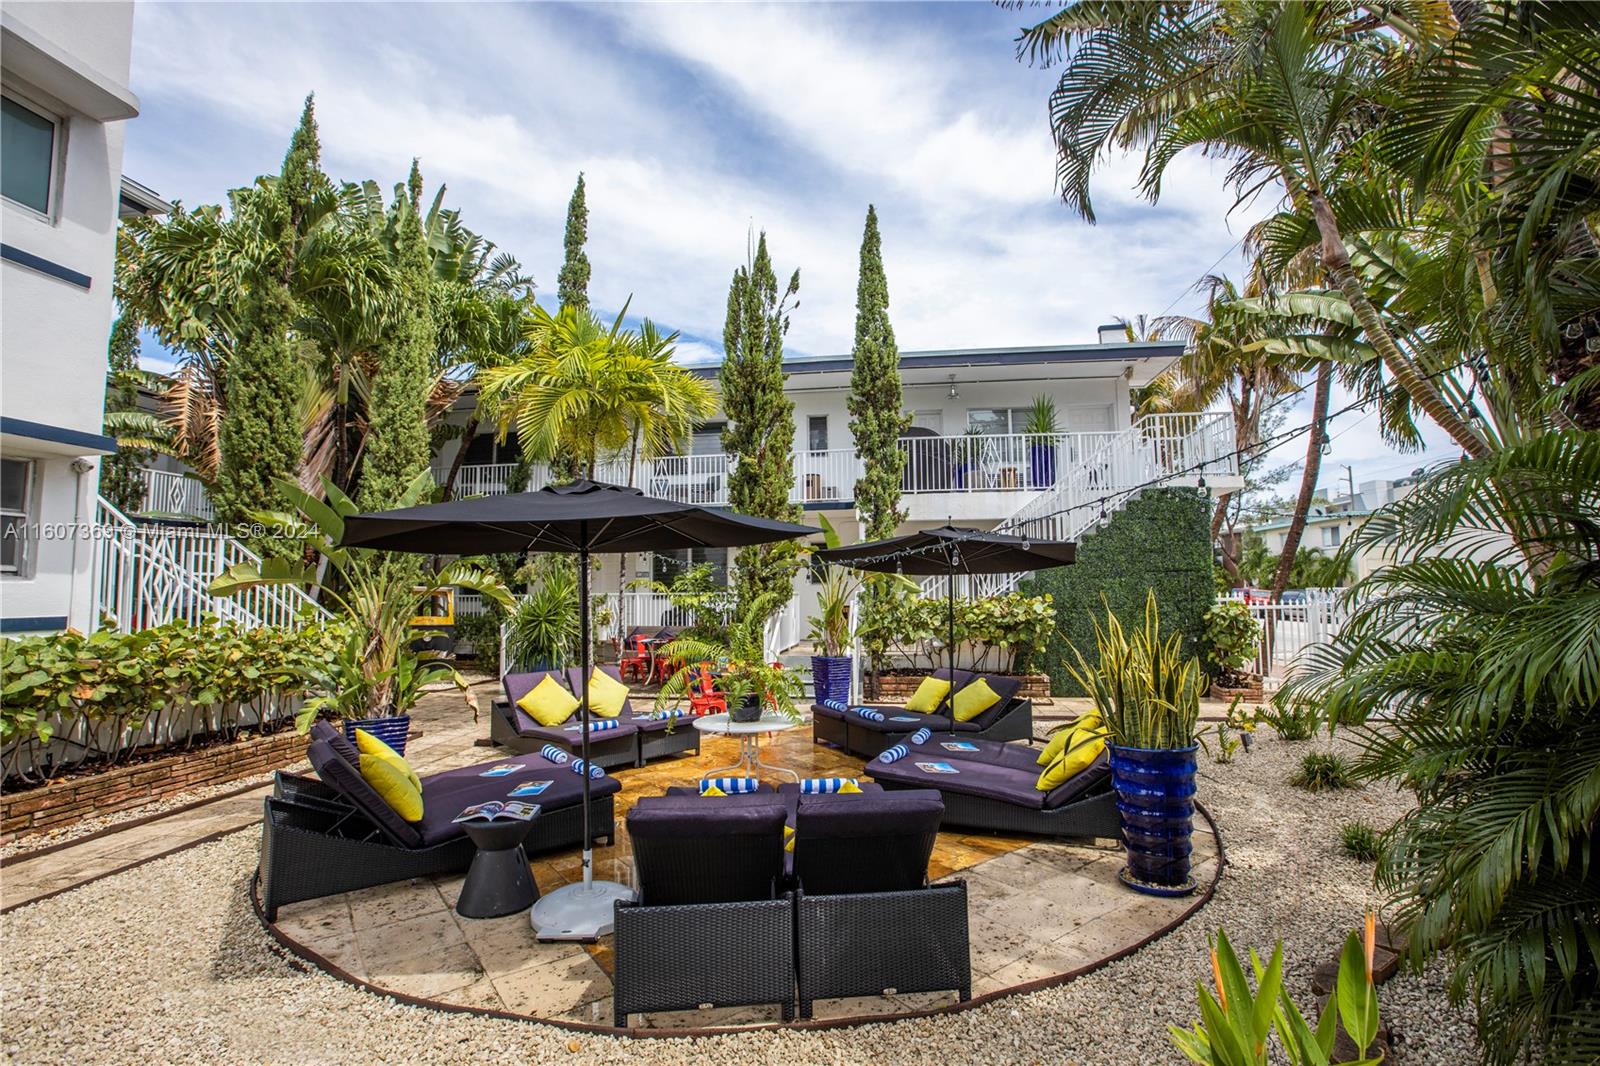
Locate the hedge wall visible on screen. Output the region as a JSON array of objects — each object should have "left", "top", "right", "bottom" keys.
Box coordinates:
[{"left": 1020, "top": 488, "right": 1215, "bottom": 696}]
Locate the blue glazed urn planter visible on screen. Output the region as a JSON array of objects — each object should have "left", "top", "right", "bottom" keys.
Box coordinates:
[
  {"left": 345, "top": 713, "right": 412, "bottom": 756},
  {"left": 1109, "top": 743, "right": 1199, "bottom": 897},
  {"left": 811, "top": 655, "right": 853, "bottom": 705}
]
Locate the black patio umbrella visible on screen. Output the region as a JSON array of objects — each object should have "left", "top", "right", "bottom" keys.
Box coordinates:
[
  {"left": 815, "top": 525, "right": 1076, "bottom": 690},
  {"left": 341, "top": 479, "right": 814, "bottom": 939}
]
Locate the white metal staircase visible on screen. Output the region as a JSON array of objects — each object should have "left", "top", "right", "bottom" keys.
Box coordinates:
[{"left": 91, "top": 497, "right": 327, "bottom": 632}]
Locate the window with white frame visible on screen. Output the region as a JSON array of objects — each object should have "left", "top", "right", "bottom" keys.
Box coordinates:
[
  {"left": 1321, "top": 524, "right": 1342, "bottom": 548},
  {"left": 1, "top": 458, "right": 35, "bottom": 575},
  {"left": 966, "top": 408, "right": 1032, "bottom": 436},
  {"left": 2, "top": 94, "right": 59, "bottom": 216},
  {"left": 807, "top": 415, "right": 828, "bottom": 452}
]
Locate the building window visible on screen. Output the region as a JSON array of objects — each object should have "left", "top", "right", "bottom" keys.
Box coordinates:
[
  {"left": 2, "top": 95, "right": 58, "bottom": 216},
  {"left": 652, "top": 546, "right": 729, "bottom": 585},
  {"left": 966, "top": 408, "right": 1032, "bottom": 436},
  {"left": 1321, "top": 525, "right": 1342, "bottom": 548},
  {"left": 1, "top": 458, "right": 34, "bottom": 575},
  {"left": 807, "top": 415, "right": 828, "bottom": 452},
  {"left": 690, "top": 422, "right": 727, "bottom": 455}
]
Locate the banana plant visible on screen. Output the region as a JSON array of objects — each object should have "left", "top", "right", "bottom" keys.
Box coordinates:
[{"left": 209, "top": 469, "right": 511, "bottom": 722}]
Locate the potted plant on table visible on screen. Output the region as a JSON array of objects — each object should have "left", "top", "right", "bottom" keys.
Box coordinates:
[
  {"left": 1066, "top": 590, "right": 1203, "bottom": 897},
  {"left": 1023, "top": 395, "right": 1060, "bottom": 488},
  {"left": 656, "top": 592, "right": 805, "bottom": 723},
  {"left": 1200, "top": 598, "right": 1264, "bottom": 702},
  {"left": 806, "top": 514, "right": 859, "bottom": 705}
]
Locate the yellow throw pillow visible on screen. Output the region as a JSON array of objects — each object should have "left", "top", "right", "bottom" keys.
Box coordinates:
[
  {"left": 1037, "top": 711, "right": 1102, "bottom": 766},
  {"left": 904, "top": 676, "right": 952, "bottom": 713},
  {"left": 951, "top": 678, "right": 1002, "bottom": 723},
  {"left": 584, "top": 668, "right": 629, "bottom": 718},
  {"left": 838, "top": 780, "right": 863, "bottom": 794},
  {"left": 359, "top": 753, "right": 424, "bottom": 822},
  {"left": 517, "top": 675, "right": 579, "bottom": 727},
  {"left": 701, "top": 784, "right": 727, "bottom": 797},
  {"left": 784, "top": 824, "right": 796, "bottom": 853},
  {"left": 1036, "top": 724, "right": 1107, "bottom": 791},
  {"left": 353, "top": 727, "right": 421, "bottom": 793}
]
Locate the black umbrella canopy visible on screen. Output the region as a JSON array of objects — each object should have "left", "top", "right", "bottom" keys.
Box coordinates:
[
  {"left": 340, "top": 479, "right": 816, "bottom": 553},
  {"left": 815, "top": 524, "right": 1076, "bottom": 575}
]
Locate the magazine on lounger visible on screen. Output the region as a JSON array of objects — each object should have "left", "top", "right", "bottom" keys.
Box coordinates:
[{"left": 453, "top": 800, "right": 541, "bottom": 824}]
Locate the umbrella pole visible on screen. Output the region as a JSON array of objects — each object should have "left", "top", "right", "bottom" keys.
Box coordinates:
[
  {"left": 947, "top": 553, "right": 956, "bottom": 681},
  {"left": 579, "top": 541, "right": 593, "bottom": 889}
]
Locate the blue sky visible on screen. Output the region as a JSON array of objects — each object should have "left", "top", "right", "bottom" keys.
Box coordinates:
[{"left": 122, "top": 1, "right": 1461, "bottom": 495}]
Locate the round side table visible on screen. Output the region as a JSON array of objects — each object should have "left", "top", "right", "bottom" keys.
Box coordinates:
[
  {"left": 692, "top": 711, "right": 799, "bottom": 783},
  {"left": 456, "top": 812, "right": 541, "bottom": 919}
]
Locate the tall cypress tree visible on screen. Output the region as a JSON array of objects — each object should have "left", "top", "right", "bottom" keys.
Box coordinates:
[
  {"left": 98, "top": 315, "right": 150, "bottom": 515},
  {"left": 721, "top": 231, "right": 802, "bottom": 614},
  {"left": 846, "top": 205, "right": 908, "bottom": 541},
  {"left": 556, "top": 173, "right": 590, "bottom": 311},
  {"left": 214, "top": 98, "right": 324, "bottom": 540},
  {"left": 358, "top": 160, "right": 437, "bottom": 511}
]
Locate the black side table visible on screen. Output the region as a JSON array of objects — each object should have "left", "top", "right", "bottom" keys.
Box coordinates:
[{"left": 456, "top": 811, "right": 541, "bottom": 919}]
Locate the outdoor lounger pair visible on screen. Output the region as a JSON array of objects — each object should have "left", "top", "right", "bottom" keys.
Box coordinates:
[
  {"left": 864, "top": 730, "right": 1121, "bottom": 839},
  {"left": 491, "top": 665, "right": 701, "bottom": 768},
  {"left": 612, "top": 783, "right": 968, "bottom": 1026},
  {"left": 811, "top": 667, "right": 1033, "bottom": 758},
  {"left": 258, "top": 721, "right": 620, "bottom": 920}
]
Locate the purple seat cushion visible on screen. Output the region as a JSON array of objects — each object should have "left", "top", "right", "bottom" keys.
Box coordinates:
[
  {"left": 663, "top": 784, "right": 778, "bottom": 797},
  {"left": 414, "top": 755, "right": 621, "bottom": 846},
  {"left": 792, "top": 789, "right": 944, "bottom": 895},
  {"left": 810, "top": 701, "right": 847, "bottom": 721},
  {"left": 845, "top": 705, "right": 945, "bottom": 733},
  {"left": 866, "top": 751, "right": 1051, "bottom": 809},
  {"left": 500, "top": 670, "right": 584, "bottom": 736},
  {"left": 310, "top": 719, "right": 360, "bottom": 765},
  {"left": 904, "top": 735, "right": 1044, "bottom": 771},
  {"left": 306, "top": 738, "right": 424, "bottom": 848},
  {"left": 627, "top": 794, "right": 789, "bottom": 904}
]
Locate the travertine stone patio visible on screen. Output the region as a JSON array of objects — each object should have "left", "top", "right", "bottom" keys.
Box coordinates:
[{"left": 270, "top": 713, "right": 1219, "bottom": 1030}]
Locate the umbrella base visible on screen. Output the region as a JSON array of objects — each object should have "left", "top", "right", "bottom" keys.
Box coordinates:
[{"left": 530, "top": 879, "right": 635, "bottom": 941}]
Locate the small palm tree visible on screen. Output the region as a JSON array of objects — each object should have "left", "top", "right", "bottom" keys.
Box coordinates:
[{"left": 655, "top": 590, "right": 805, "bottom": 723}]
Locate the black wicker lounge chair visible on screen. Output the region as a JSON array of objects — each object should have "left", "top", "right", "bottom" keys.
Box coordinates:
[
  {"left": 491, "top": 670, "right": 640, "bottom": 769},
  {"left": 786, "top": 787, "right": 970, "bottom": 1018},
  {"left": 612, "top": 792, "right": 794, "bottom": 1027},
  {"left": 811, "top": 669, "right": 1034, "bottom": 758},
  {"left": 561, "top": 666, "right": 701, "bottom": 764},
  {"left": 258, "top": 723, "right": 619, "bottom": 920},
  {"left": 864, "top": 732, "right": 1121, "bottom": 838}
]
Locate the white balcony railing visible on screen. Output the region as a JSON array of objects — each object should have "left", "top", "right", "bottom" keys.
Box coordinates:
[{"left": 133, "top": 468, "right": 214, "bottom": 521}]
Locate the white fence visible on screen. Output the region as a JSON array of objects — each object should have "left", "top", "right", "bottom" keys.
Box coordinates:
[
  {"left": 1234, "top": 591, "right": 1349, "bottom": 687},
  {"left": 133, "top": 468, "right": 214, "bottom": 521},
  {"left": 92, "top": 497, "right": 325, "bottom": 632}
]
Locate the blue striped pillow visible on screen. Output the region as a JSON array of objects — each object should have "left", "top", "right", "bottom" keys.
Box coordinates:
[
  {"left": 909, "top": 728, "right": 932, "bottom": 745},
  {"left": 821, "top": 698, "right": 848, "bottom": 711},
  {"left": 587, "top": 719, "right": 620, "bottom": 732},
  {"left": 878, "top": 744, "right": 910, "bottom": 763},
  {"left": 569, "top": 758, "right": 604, "bottom": 779},
  {"left": 854, "top": 707, "right": 886, "bottom": 722},
  {"left": 540, "top": 744, "right": 570, "bottom": 764},
  {"left": 800, "top": 777, "right": 859, "bottom": 794},
  {"left": 700, "top": 776, "right": 760, "bottom": 795}
]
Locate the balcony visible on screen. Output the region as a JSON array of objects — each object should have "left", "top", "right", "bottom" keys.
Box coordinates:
[
  {"left": 439, "top": 431, "right": 1128, "bottom": 509},
  {"left": 130, "top": 468, "right": 214, "bottom": 522}
]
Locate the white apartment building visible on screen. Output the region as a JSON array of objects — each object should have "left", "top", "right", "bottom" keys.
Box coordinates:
[{"left": 1, "top": 2, "right": 146, "bottom": 634}]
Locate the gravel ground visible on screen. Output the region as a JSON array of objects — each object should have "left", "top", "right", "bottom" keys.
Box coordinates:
[{"left": 0, "top": 731, "right": 1479, "bottom": 1065}]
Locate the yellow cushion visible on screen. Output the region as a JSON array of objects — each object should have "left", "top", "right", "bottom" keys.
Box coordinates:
[
  {"left": 1037, "top": 711, "right": 1101, "bottom": 766},
  {"left": 838, "top": 780, "right": 863, "bottom": 794},
  {"left": 354, "top": 727, "right": 420, "bottom": 793},
  {"left": 584, "top": 668, "right": 629, "bottom": 718},
  {"left": 358, "top": 753, "right": 424, "bottom": 822},
  {"left": 951, "top": 678, "right": 1002, "bottom": 722},
  {"left": 516, "top": 675, "right": 579, "bottom": 727},
  {"left": 1036, "top": 722, "right": 1107, "bottom": 792},
  {"left": 784, "top": 824, "right": 796, "bottom": 853},
  {"left": 904, "top": 676, "right": 952, "bottom": 713},
  {"left": 701, "top": 784, "right": 727, "bottom": 797}
]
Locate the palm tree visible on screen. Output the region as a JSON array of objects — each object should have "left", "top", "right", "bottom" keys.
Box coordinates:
[
  {"left": 1281, "top": 430, "right": 1600, "bottom": 1066},
  {"left": 1016, "top": 1, "right": 1492, "bottom": 458},
  {"left": 477, "top": 302, "right": 716, "bottom": 482}
]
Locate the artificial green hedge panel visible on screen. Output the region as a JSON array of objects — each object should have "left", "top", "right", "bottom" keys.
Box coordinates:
[{"left": 1020, "top": 488, "right": 1215, "bottom": 697}]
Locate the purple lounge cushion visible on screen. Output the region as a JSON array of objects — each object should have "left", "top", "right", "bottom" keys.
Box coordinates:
[
  {"left": 415, "top": 755, "right": 620, "bottom": 846},
  {"left": 1042, "top": 751, "right": 1112, "bottom": 809},
  {"left": 866, "top": 752, "right": 1050, "bottom": 810},
  {"left": 961, "top": 675, "right": 1025, "bottom": 731},
  {"left": 502, "top": 706, "right": 641, "bottom": 745},
  {"left": 627, "top": 794, "right": 788, "bottom": 843},
  {"left": 810, "top": 701, "right": 847, "bottom": 721},
  {"left": 563, "top": 665, "right": 636, "bottom": 719},
  {"left": 792, "top": 789, "right": 944, "bottom": 895},
  {"left": 502, "top": 669, "right": 570, "bottom": 707},
  {"left": 306, "top": 738, "right": 424, "bottom": 848}
]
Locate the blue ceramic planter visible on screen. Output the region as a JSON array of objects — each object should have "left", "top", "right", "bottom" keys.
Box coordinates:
[
  {"left": 345, "top": 714, "right": 412, "bottom": 756},
  {"left": 811, "top": 655, "right": 853, "bottom": 706},
  {"left": 1109, "top": 744, "right": 1198, "bottom": 896}
]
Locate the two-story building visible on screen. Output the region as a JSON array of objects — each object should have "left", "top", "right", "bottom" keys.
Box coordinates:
[{"left": 1, "top": 2, "right": 149, "bottom": 634}]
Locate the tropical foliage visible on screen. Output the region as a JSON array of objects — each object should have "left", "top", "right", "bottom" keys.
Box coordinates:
[
  {"left": 1064, "top": 590, "right": 1203, "bottom": 750},
  {"left": 1283, "top": 432, "right": 1600, "bottom": 1064},
  {"left": 98, "top": 315, "right": 156, "bottom": 515},
  {"left": 858, "top": 588, "right": 1056, "bottom": 676},
  {"left": 806, "top": 514, "right": 861, "bottom": 659},
  {"left": 656, "top": 591, "right": 806, "bottom": 724},
  {"left": 1200, "top": 599, "right": 1262, "bottom": 682}
]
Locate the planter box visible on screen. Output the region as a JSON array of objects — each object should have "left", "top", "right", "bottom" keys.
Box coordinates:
[
  {"left": 1209, "top": 678, "right": 1265, "bottom": 703},
  {"left": 0, "top": 729, "right": 310, "bottom": 846},
  {"left": 868, "top": 672, "right": 1052, "bottom": 701}
]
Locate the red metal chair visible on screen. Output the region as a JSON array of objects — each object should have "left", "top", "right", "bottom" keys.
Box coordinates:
[
  {"left": 619, "top": 632, "right": 655, "bottom": 682},
  {"left": 687, "top": 662, "right": 726, "bottom": 716}
]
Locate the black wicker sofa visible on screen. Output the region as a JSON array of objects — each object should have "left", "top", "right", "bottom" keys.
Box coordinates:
[
  {"left": 864, "top": 732, "right": 1122, "bottom": 839},
  {"left": 811, "top": 668, "right": 1033, "bottom": 758},
  {"left": 491, "top": 666, "right": 700, "bottom": 768},
  {"left": 258, "top": 722, "right": 619, "bottom": 920}
]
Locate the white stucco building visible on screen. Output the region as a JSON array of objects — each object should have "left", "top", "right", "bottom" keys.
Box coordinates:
[{"left": 1, "top": 2, "right": 143, "bottom": 633}]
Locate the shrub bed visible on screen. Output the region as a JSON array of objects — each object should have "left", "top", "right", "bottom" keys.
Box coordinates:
[{"left": 866, "top": 670, "right": 1052, "bottom": 701}]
